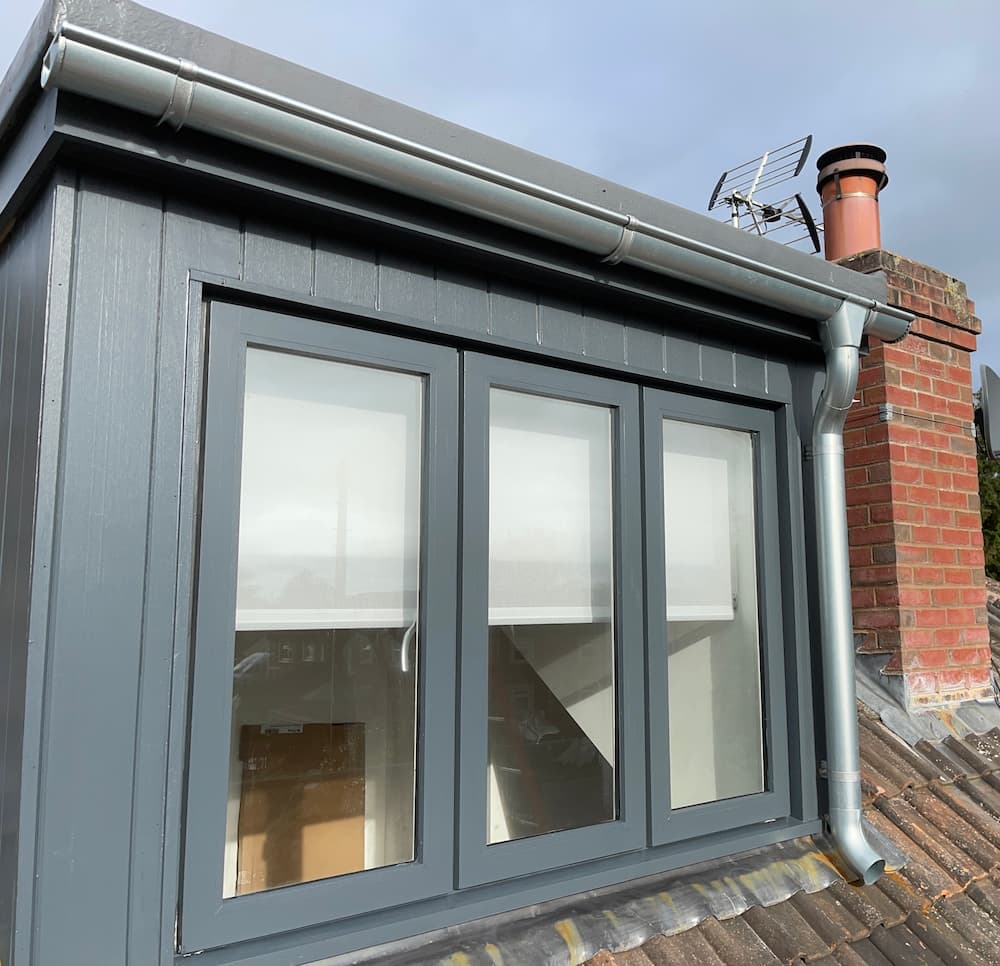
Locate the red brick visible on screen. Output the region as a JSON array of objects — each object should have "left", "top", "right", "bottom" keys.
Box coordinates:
[
  {"left": 929, "top": 628, "right": 963, "bottom": 647},
  {"left": 913, "top": 608, "right": 948, "bottom": 627},
  {"left": 940, "top": 489, "right": 968, "bottom": 508},
  {"left": 911, "top": 525, "right": 939, "bottom": 544},
  {"left": 885, "top": 385, "right": 918, "bottom": 408},
  {"left": 914, "top": 356, "right": 948, "bottom": 378},
  {"left": 847, "top": 506, "right": 870, "bottom": 527},
  {"left": 906, "top": 671, "right": 938, "bottom": 694},
  {"left": 938, "top": 668, "right": 969, "bottom": 691},
  {"left": 944, "top": 607, "right": 978, "bottom": 625},
  {"left": 925, "top": 507, "right": 956, "bottom": 526},
  {"left": 940, "top": 529, "right": 971, "bottom": 546},
  {"left": 892, "top": 464, "right": 923, "bottom": 484},
  {"left": 952, "top": 472, "right": 979, "bottom": 491},
  {"left": 950, "top": 646, "right": 991, "bottom": 667},
  {"left": 844, "top": 427, "right": 867, "bottom": 449},
  {"left": 845, "top": 467, "right": 869, "bottom": 487},
  {"left": 854, "top": 609, "right": 902, "bottom": 629},
  {"left": 936, "top": 451, "right": 967, "bottom": 471},
  {"left": 907, "top": 648, "right": 950, "bottom": 669},
  {"left": 961, "top": 626, "right": 990, "bottom": 645},
  {"left": 928, "top": 547, "right": 957, "bottom": 565},
  {"left": 850, "top": 546, "right": 874, "bottom": 568},
  {"left": 846, "top": 483, "right": 893, "bottom": 507},
  {"left": 931, "top": 588, "right": 961, "bottom": 605},
  {"left": 968, "top": 666, "right": 992, "bottom": 688},
  {"left": 888, "top": 423, "right": 921, "bottom": 445},
  {"left": 852, "top": 524, "right": 896, "bottom": 546},
  {"left": 852, "top": 587, "right": 876, "bottom": 609},
  {"left": 907, "top": 486, "right": 941, "bottom": 506},
  {"left": 959, "top": 548, "right": 986, "bottom": 567},
  {"left": 868, "top": 462, "right": 891, "bottom": 483},
  {"left": 913, "top": 565, "right": 944, "bottom": 584},
  {"left": 852, "top": 564, "right": 896, "bottom": 584},
  {"left": 921, "top": 469, "right": 953, "bottom": 488},
  {"left": 900, "top": 370, "right": 933, "bottom": 391}
]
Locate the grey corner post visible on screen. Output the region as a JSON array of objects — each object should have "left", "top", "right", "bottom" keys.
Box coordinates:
[{"left": 813, "top": 300, "right": 897, "bottom": 885}]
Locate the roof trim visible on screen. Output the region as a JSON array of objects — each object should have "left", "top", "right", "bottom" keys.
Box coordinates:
[{"left": 29, "top": 12, "right": 911, "bottom": 342}]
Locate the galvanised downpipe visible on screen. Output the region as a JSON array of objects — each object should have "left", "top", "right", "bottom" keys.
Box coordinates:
[{"left": 814, "top": 300, "right": 885, "bottom": 885}]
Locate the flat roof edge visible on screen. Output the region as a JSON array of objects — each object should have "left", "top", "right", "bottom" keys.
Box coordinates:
[{"left": 6, "top": 0, "right": 910, "bottom": 341}]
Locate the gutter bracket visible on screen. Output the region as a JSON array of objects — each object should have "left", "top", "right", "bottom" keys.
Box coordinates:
[
  {"left": 601, "top": 218, "right": 637, "bottom": 265},
  {"left": 156, "top": 58, "right": 198, "bottom": 131}
]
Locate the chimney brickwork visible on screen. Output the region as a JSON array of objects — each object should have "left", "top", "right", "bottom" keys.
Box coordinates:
[{"left": 839, "top": 249, "right": 991, "bottom": 707}]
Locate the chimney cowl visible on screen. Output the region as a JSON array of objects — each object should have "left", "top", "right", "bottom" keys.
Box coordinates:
[
  {"left": 816, "top": 143, "right": 889, "bottom": 193},
  {"left": 815, "top": 143, "right": 888, "bottom": 262}
]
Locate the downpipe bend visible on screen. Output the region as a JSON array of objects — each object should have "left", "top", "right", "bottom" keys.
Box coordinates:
[{"left": 813, "top": 301, "right": 886, "bottom": 885}]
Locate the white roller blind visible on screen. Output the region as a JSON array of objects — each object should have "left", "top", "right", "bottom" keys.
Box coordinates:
[
  {"left": 488, "top": 388, "right": 613, "bottom": 625},
  {"left": 662, "top": 420, "right": 754, "bottom": 622},
  {"left": 235, "top": 348, "right": 423, "bottom": 631}
]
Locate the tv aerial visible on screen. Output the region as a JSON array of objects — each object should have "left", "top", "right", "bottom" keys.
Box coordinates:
[{"left": 708, "top": 135, "right": 822, "bottom": 253}]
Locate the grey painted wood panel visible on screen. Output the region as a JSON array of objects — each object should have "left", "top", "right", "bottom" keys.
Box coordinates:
[
  {"left": 736, "top": 352, "right": 768, "bottom": 396},
  {"left": 538, "top": 295, "right": 585, "bottom": 355},
  {"left": 700, "top": 342, "right": 736, "bottom": 388},
  {"left": 242, "top": 221, "right": 313, "bottom": 293},
  {"left": 378, "top": 252, "right": 435, "bottom": 324},
  {"left": 0, "top": 186, "right": 52, "bottom": 966},
  {"left": 435, "top": 268, "right": 490, "bottom": 334},
  {"left": 129, "top": 200, "right": 244, "bottom": 966},
  {"left": 489, "top": 283, "right": 538, "bottom": 345},
  {"left": 32, "top": 177, "right": 164, "bottom": 965},
  {"left": 583, "top": 307, "right": 626, "bottom": 365},
  {"left": 664, "top": 333, "right": 700, "bottom": 382},
  {"left": 13, "top": 174, "right": 77, "bottom": 966},
  {"left": 314, "top": 237, "right": 378, "bottom": 309},
  {"left": 625, "top": 322, "right": 666, "bottom": 375}
]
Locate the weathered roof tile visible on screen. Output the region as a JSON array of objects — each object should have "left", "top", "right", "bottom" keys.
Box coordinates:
[
  {"left": 697, "top": 916, "right": 782, "bottom": 966},
  {"left": 741, "top": 902, "right": 833, "bottom": 963}
]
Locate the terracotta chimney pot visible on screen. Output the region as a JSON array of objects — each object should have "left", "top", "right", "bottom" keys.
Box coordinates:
[{"left": 816, "top": 144, "right": 888, "bottom": 261}]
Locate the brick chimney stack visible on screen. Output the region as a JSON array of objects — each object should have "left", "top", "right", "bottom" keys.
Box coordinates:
[{"left": 818, "top": 145, "right": 992, "bottom": 708}]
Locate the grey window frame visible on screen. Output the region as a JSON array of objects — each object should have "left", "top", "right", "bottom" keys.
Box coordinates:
[
  {"left": 457, "top": 353, "right": 646, "bottom": 888},
  {"left": 642, "top": 388, "right": 790, "bottom": 845},
  {"left": 180, "top": 302, "right": 459, "bottom": 950}
]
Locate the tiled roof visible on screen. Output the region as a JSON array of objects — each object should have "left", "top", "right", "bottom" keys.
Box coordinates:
[{"left": 588, "top": 704, "right": 1000, "bottom": 965}]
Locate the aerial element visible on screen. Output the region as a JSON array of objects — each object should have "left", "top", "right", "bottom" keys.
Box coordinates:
[{"left": 708, "top": 135, "right": 821, "bottom": 253}]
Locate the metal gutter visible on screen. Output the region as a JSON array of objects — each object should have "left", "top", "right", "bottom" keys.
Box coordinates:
[
  {"left": 37, "top": 19, "right": 912, "bottom": 883},
  {"left": 39, "top": 23, "right": 911, "bottom": 343}
]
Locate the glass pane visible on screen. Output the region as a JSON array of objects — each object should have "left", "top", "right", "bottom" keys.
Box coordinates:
[
  {"left": 224, "top": 348, "right": 423, "bottom": 898},
  {"left": 663, "top": 419, "right": 764, "bottom": 809},
  {"left": 487, "top": 388, "right": 616, "bottom": 844}
]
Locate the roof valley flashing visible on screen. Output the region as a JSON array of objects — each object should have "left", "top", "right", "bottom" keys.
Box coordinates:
[{"left": 37, "top": 19, "right": 911, "bottom": 883}]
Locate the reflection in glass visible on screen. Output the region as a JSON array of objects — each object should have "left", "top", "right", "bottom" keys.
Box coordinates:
[
  {"left": 663, "top": 419, "right": 764, "bottom": 809},
  {"left": 224, "top": 348, "right": 422, "bottom": 897},
  {"left": 487, "top": 389, "right": 616, "bottom": 844}
]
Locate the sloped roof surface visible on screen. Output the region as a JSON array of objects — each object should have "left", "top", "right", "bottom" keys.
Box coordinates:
[{"left": 589, "top": 703, "right": 1000, "bottom": 965}]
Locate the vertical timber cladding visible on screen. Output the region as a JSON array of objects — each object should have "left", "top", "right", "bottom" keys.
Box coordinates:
[
  {"left": 0, "top": 185, "right": 55, "bottom": 966},
  {"left": 29, "top": 171, "right": 812, "bottom": 963}
]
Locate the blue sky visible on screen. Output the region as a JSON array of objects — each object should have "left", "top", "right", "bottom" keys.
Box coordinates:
[{"left": 4, "top": 0, "right": 998, "bottom": 368}]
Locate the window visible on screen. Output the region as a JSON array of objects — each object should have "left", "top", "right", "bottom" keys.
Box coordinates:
[
  {"left": 457, "top": 355, "right": 645, "bottom": 886},
  {"left": 643, "top": 390, "right": 790, "bottom": 843},
  {"left": 181, "top": 304, "right": 458, "bottom": 948},
  {"left": 181, "top": 304, "right": 795, "bottom": 950}
]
